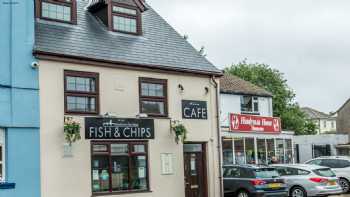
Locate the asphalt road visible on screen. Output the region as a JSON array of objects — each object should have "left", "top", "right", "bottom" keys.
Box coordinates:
[{"left": 330, "top": 194, "right": 350, "bottom": 197}]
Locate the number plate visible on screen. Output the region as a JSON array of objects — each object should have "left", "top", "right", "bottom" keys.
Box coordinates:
[
  {"left": 328, "top": 181, "right": 337, "bottom": 186},
  {"left": 268, "top": 183, "right": 282, "bottom": 188}
]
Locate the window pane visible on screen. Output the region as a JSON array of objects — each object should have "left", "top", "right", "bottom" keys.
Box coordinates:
[
  {"left": 111, "top": 156, "right": 129, "bottom": 191},
  {"left": 234, "top": 138, "right": 245, "bottom": 164},
  {"left": 42, "top": 2, "right": 71, "bottom": 22},
  {"left": 133, "top": 145, "right": 145, "bottom": 153},
  {"left": 113, "top": 6, "right": 137, "bottom": 15},
  {"left": 93, "top": 144, "right": 108, "bottom": 153},
  {"left": 241, "top": 96, "right": 253, "bottom": 112},
  {"left": 276, "top": 139, "right": 284, "bottom": 164},
  {"left": 130, "top": 156, "right": 148, "bottom": 190},
  {"left": 285, "top": 139, "right": 293, "bottom": 164},
  {"left": 222, "top": 139, "right": 233, "bottom": 165},
  {"left": 92, "top": 155, "right": 110, "bottom": 192},
  {"left": 257, "top": 139, "right": 267, "bottom": 165},
  {"left": 66, "top": 76, "right": 96, "bottom": 92},
  {"left": 113, "top": 16, "right": 137, "bottom": 33},
  {"left": 141, "top": 83, "right": 164, "bottom": 97},
  {"left": 111, "top": 144, "right": 129, "bottom": 155},
  {"left": 183, "top": 144, "right": 202, "bottom": 153},
  {"left": 141, "top": 101, "right": 165, "bottom": 115},
  {"left": 267, "top": 139, "right": 275, "bottom": 164},
  {"left": 245, "top": 138, "right": 255, "bottom": 164},
  {"left": 67, "top": 96, "right": 96, "bottom": 113}
]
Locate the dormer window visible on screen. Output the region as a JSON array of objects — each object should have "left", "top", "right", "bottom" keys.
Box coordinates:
[
  {"left": 111, "top": 4, "right": 141, "bottom": 34},
  {"left": 37, "top": 0, "right": 77, "bottom": 24}
]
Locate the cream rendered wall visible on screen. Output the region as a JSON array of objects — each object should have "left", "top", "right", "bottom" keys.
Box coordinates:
[{"left": 39, "top": 60, "right": 221, "bottom": 197}]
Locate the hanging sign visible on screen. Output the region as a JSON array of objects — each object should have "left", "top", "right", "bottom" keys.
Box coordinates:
[
  {"left": 182, "top": 100, "right": 208, "bottom": 119},
  {"left": 85, "top": 117, "right": 154, "bottom": 139},
  {"left": 230, "top": 113, "right": 281, "bottom": 133}
]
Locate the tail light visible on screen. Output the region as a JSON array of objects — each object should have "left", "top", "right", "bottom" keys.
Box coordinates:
[
  {"left": 309, "top": 178, "right": 328, "bottom": 183},
  {"left": 250, "top": 179, "right": 267, "bottom": 186}
]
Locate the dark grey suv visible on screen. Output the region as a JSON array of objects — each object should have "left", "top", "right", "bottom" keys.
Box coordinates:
[{"left": 223, "top": 165, "right": 288, "bottom": 197}]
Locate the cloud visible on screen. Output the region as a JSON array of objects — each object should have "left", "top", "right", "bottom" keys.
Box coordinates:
[{"left": 148, "top": 0, "right": 350, "bottom": 113}]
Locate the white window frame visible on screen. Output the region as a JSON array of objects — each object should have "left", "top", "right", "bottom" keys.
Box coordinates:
[
  {"left": 0, "top": 129, "right": 5, "bottom": 182},
  {"left": 241, "top": 96, "right": 259, "bottom": 114}
]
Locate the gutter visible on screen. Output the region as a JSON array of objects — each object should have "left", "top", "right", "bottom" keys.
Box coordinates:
[{"left": 210, "top": 76, "right": 223, "bottom": 197}]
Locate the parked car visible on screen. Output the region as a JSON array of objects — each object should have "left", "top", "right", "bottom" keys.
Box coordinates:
[
  {"left": 223, "top": 165, "right": 288, "bottom": 197},
  {"left": 271, "top": 164, "right": 343, "bottom": 197},
  {"left": 305, "top": 156, "right": 350, "bottom": 193}
]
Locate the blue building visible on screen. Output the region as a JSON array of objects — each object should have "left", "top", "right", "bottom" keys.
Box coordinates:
[{"left": 0, "top": 0, "right": 41, "bottom": 196}]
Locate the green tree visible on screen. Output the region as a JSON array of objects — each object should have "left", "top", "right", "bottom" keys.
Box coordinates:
[{"left": 225, "top": 60, "right": 317, "bottom": 135}]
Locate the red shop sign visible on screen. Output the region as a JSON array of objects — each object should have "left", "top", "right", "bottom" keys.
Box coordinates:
[{"left": 230, "top": 113, "right": 281, "bottom": 133}]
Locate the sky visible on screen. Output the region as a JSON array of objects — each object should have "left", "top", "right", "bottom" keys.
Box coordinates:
[{"left": 147, "top": 0, "right": 350, "bottom": 113}]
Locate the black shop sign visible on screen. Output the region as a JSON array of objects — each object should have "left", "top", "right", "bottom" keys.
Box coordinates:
[
  {"left": 182, "top": 100, "right": 208, "bottom": 120},
  {"left": 85, "top": 117, "right": 154, "bottom": 139}
]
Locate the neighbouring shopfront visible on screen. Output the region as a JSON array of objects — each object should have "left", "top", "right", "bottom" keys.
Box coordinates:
[{"left": 222, "top": 113, "right": 295, "bottom": 165}]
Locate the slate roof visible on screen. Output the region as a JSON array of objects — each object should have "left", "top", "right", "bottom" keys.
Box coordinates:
[
  {"left": 220, "top": 73, "right": 273, "bottom": 97},
  {"left": 301, "top": 107, "right": 333, "bottom": 119},
  {"left": 34, "top": 0, "right": 221, "bottom": 75}
]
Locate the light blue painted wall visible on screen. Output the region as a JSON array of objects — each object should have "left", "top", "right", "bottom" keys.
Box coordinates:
[{"left": 0, "top": 0, "right": 40, "bottom": 196}]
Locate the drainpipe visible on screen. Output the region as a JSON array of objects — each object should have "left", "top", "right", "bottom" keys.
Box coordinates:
[{"left": 210, "top": 76, "right": 223, "bottom": 197}]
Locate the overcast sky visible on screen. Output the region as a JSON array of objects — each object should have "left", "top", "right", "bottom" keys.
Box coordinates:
[{"left": 147, "top": 0, "right": 350, "bottom": 113}]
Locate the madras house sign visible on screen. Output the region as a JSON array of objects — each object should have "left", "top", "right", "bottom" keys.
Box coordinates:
[
  {"left": 85, "top": 117, "right": 155, "bottom": 139},
  {"left": 230, "top": 113, "right": 281, "bottom": 133}
]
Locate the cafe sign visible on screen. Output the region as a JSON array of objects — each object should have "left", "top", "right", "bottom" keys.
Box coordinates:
[
  {"left": 230, "top": 113, "right": 281, "bottom": 133},
  {"left": 182, "top": 100, "right": 208, "bottom": 120},
  {"left": 85, "top": 117, "right": 155, "bottom": 139}
]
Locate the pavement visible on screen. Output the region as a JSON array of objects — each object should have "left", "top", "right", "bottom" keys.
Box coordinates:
[{"left": 330, "top": 194, "right": 350, "bottom": 197}]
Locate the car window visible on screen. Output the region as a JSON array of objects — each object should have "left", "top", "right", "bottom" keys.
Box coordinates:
[
  {"left": 254, "top": 168, "right": 279, "bottom": 178},
  {"left": 240, "top": 168, "right": 254, "bottom": 178},
  {"left": 313, "top": 168, "right": 336, "bottom": 177},
  {"left": 223, "top": 167, "right": 240, "bottom": 178},
  {"left": 337, "top": 160, "right": 350, "bottom": 168},
  {"left": 275, "top": 167, "right": 287, "bottom": 176},
  {"left": 297, "top": 169, "right": 310, "bottom": 175},
  {"left": 306, "top": 159, "right": 322, "bottom": 165},
  {"left": 321, "top": 159, "right": 342, "bottom": 168}
]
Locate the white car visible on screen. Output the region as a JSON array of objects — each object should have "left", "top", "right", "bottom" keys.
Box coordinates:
[{"left": 305, "top": 156, "right": 350, "bottom": 193}]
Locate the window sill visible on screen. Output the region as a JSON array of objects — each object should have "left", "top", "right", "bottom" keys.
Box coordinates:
[
  {"left": 0, "top": 182, "right": 16, "bottom": 190},
  {"left": 92, "top": 189, "right": 152, "bottom": 196}
]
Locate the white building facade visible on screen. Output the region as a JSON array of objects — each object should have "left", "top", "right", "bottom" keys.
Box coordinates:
[{"left": 220, "top": 74, "right": 295, "bottom": 165}]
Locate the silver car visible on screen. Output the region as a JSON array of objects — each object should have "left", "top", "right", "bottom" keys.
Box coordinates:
[
  {"left": 305, "top": 156, "right": 350, "bottom": 193},
  {"left": 271, "top": 164, "right": 343, "bottom": 197}
]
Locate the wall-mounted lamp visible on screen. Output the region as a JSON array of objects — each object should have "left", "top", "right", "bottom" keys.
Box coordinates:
[
  {"left": 204, "top": 87, "right": 209, "bottom": 94},
  {"left": 178, "top": 84, "right": 184, "bottom": 93}
]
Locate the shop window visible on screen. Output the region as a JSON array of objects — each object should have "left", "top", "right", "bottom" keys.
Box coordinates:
[
  {"left": 64, "top": 70, "right": 99, "bottom": 115},
  {"left": 241, "top": 96, "right": 259, "bottom": 114},
  {"left": 276, "top": 139, "right": 285, "bottom": 164},
  {"left": 111, "top": 3, "right": 141, "bottom": 35},
  {"left": 37, "top": 0, "right": 77, "bottom": 24},
  {"left": 285, "top": 139, "right": 293, "bottom": 164},
  {"left": 245, "top": 138, "right": 255, "bottom": 164},
  {"left": 0, "top": 129, "right": 4, "bottom": 181},
  {"left": 257, "top": 139, "right": 267, "bottom": 165},
  {"left": 266, "top": 139, "right": 275, "bottom": 164},
  {"left": 234, "top": 138, "right": 245, "bottom": 164},
  {"left": 139, "top": 78, "right": 168, "bottom": 117},
  {"left": 222, "top": 138, "right": 233, "bottom": 165},
  {"left": 91, "top": 142, "right": 149, "bottom": 194}
]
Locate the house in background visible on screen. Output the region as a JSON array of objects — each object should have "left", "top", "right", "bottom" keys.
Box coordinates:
[
  {"left": 220, "top": 73, "right": 295, "bottom": 165},
  {"left": 335, "top": 99, "right": 350, "bottom": 155},
  {"left": 301, "top": 107, "right": 336, "bottom": 134}
]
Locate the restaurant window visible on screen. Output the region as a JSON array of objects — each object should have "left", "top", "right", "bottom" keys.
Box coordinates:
[
  {"left": 38, "top": 0, "right": 77, "bottom": 23},
  {"left": 276, "top": 139, "right": 285, "bottom": 164},
  {"left": 234, "top": 138, "right": 245, "bottom": 164},
  {"left": 245, "top": 138, "right": 255, "bottom": 164},
  {"left": 0, "top": 129, "right": 5, "bottom": 181},
  {"left": 285, "top": 139, "right": 293, "bottom": 164},
  {"left": 257, "top": 139, "right": 267, "bottom": 165},
  {"left": 266, "top": 139, "right": 275, "bottom": 164},
  {"left": 139, "top": 78, "right": 168, "bottom": 117},
  {"left": 64, "top": 70, "right": 99, "bottom": 115},
  {"left": 111, "top": 4, "right": 141, "bottom": 34},
  {"left": 91, "top": 142, "right": 149, "bottom": 194},
  {"left": 222, "top": 138, "right": 233, "bottom": 165},
  {"left": 241, "top": 96, "right": 259, "bottom": 114}
]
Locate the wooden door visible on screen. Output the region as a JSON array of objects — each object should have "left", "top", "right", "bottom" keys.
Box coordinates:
[{"left": 184, "top": 143, "right": 207, "bottom": 197}]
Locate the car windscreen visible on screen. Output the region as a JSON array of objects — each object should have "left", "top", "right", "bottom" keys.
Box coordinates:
[
  {"left": 313, "top": 168, "right": 336, "bottom": 177},
  {"left": 254, "top": 168, "right": 280, "bottom": 178}
]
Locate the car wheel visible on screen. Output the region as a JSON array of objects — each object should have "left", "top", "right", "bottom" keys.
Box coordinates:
[
  {"left": 237, "top": 190, "right": 249, "bottom": 197},
  {"left": 339, "top": 178, "right": 350, "bottom": 193},
  {"left": 290, "top": 186, "right": 306, "bottom": 197}
]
